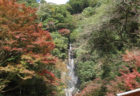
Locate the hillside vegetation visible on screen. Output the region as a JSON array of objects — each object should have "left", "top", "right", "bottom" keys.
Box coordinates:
[{"left": 0, "top": 0, "right": 140, "bottom": 96}]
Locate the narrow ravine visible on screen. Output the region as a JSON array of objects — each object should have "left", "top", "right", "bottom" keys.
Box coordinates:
[{"left": 65, "top": 44, "right": 78, "bottom": 96}]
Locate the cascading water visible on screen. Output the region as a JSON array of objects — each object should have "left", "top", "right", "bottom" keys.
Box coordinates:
[{"left": 65, "top": 44, "right": 78, "bottom": 96}]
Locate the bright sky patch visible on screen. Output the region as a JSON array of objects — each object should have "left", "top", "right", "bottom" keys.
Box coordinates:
[{"left": 45, "top": 0, "right": 69, "bottom": 4}]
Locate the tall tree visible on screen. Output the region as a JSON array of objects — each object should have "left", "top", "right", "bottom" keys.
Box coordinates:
[
  {"left": 0, "top": 0, "right": 57, "bottom": 95},
  {"left": 67, "top": 0, "right": 90, "bottom": 14},
  {"left": 17, "top": 0, "right": 39, "bottom": 7}
]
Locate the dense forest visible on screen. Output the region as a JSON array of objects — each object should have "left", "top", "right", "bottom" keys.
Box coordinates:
[{"left": 0, "top": 0, "right": 140, "bottom": 96}]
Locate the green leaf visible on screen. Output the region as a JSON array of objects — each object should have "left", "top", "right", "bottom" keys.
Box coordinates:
[{"left": 7, "top": 57, "right": 15, "bottom": 61}]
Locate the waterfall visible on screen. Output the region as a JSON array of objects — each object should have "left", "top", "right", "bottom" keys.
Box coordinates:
[{"left": 65, "top": 44, "right": 78, "bottom": 96}]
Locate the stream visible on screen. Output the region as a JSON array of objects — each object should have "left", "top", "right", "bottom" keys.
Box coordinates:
[{"left": 65, "top": 44, "right": 78, "bottom": 96}]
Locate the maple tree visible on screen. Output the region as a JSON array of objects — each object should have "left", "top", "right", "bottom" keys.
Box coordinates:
[
  {"left": 0, "top": 0, "right": 57, "bottom": 94},
  {"left": 75, "top": 50, "right": 140, "bottom": 96},
  {"left": 58, "top": 28, "right": 71, "bottom": 36},
  {"left": 75, "top": 78, "right": 102, "bottom": 96},
  {"left": 106, "top": 50, "right": 140, "bottom": 96}
]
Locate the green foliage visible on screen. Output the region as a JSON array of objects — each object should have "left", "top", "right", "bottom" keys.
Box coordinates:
[
  {"left": 37, "top": 3, "right": 75, "bottom": 31},
  {"left": 37, "top": 2, "right": 75, "bottom": 61},
  {"left": 17, "top": 0, "right": 39, "bottom": 7},
  {"left": 40, "top": 0, "right": 46, "bottom": 3},
  {"left": 67, "top": 0, "right": 100, "bottom": 14},
  {"left": 51, "top": 32, "right": 69, "bottom": 59},
  {"left": 67, "top": 0, "right": 89, "bottom": 14},
  {"left": 70, "top": 29, "right": 80, "bottom": 42},
  {"left": 74, "top": 0, "right": 140, "bottom": 95},
  {"left": 82, "top": 7, "right": 95, "bottom": 17},
  {"left": 88, "top": 0, "right": 100, "bottom": 7},
  {"left": 89, "top": 0, "right": 140, "bottom": 54},
  {"left": 0, "top": 0, "right": 139, "bottom": 96},
  {"left": 76, "top": 61, "right": 96, "bottom": 84}
]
